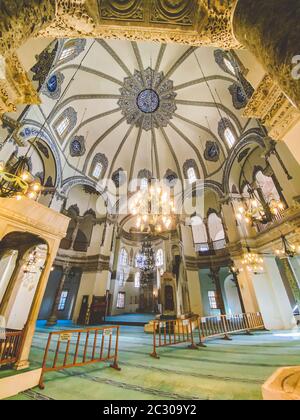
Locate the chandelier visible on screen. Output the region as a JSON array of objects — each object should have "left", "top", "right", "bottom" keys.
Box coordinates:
[
  {"left": 275, "top": 235, "right": 300, "bottom": 258},
  {"left": 237, "top": 187, "right": 268, "bottom": 225},
  {"left": 130, "top": 180, "right": 176, "bottom": 234},
  {"left": 242, "top": 249, "right": 264, "bottom": 274},
  {"left": 136, "top": 241, "right": 156, "bottom": 273},
  {"left": 0, "top": 156, "right": 42, "bottom": 200},
  {"left": 237, "top": 185, "right": 285, "bottom": 226}
]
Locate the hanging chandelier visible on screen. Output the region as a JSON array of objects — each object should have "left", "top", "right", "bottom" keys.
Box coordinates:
[
  {"left": 275, "top": 235, "right": 300, "bottom": 258},
  {"left": 130, "top": 180, "right": 176, "bottom": 234},
  {"left": 0, "top": 156, "right": 42, "bottom": 200},
  {"left": 237, "top": 186, "right": 269, "bottom": 225},
  {"left": 136, "top": 241, "right": 156, "bottom": 273},
  {"left": 242, "top": 249, "right": 264, "bottom": 274}
]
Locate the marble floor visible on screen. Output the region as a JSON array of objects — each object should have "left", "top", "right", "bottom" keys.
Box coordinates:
[{"left": 6, "top": 325, "right": 300, "bottom": 400}]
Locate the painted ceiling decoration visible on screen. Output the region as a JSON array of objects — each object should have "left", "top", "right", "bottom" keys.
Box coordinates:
[
  {"left": 70, "top": 136, "right": 86, "bottom": 157},
  {"left": 21, "top": 38, "right": 264, "bottom": 201},
  {"left": 118, "top": 67, "right": 177, "bottom": 131},
  {"left": 43, "top": 71, "right": 65, "bottom": 100},
  {"left": 99, "top": 0, "right": 196, "bottom": 27},
  {"left": 204, "top": 141, "right": 220, "bottom": 162},
  {"left": 229, "top": 82, "right": 248, "bottom": 110}
]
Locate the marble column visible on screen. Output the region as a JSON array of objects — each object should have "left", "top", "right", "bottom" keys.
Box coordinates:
[
  {"left": 277, "top": 257, "right": 300, "bottom": 311},
  {"left": 15, "top": 250, "right": 57, "bottom": 370},
  {"left": 0, "top": 247, "right": 28, "bottom": 320},
  {"left": 210, "top": 267, "right": 226, "bottom": 315},
  {"left": 233, "top": 0, "right": 300, "bottom": 109},
  {"left": 46, "top": 265, "right": 71, "bottom": 327}
]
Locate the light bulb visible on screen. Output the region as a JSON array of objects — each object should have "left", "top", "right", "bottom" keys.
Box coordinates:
[{"left": 21, "top": 172, "right": 29, "bottom": 181}]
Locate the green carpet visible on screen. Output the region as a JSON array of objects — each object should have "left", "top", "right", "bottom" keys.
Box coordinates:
[{"left": 5, "top": 326, "right": 300, "bottom": 400}]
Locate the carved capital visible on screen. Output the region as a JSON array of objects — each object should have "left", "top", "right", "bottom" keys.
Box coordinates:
[{"left": 243, "top": 74, "right": 300, "bottom": 141}]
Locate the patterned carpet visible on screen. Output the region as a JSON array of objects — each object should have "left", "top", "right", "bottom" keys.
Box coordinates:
[{"left": 6, "top": 325, "right": 300, "bottom": 400}]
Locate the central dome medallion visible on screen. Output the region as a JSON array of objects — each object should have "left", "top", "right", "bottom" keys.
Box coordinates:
[
  {"left": 137, "top": 89, "right": 160, "bottom": 114},
  {"left": 118, "top": 67, "right": 177, "bottom": 132}
]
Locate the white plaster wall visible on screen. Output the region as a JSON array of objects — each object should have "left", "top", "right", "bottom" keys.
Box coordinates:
[
  {"left": 251, "top": 257, "right": 296, "bottom": 330},
  {"left": 7, "top": 273, "right": 39, "bottom": 330},
  {"left": 0, "top": 251, "right": 18, "bottom": 304}
]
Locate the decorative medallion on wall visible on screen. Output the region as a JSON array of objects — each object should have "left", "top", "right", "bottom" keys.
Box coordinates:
[
  {"left": 70, "top": 136, "right": 86, "bottom": 157},
  {"left": 99, "top": 0, "right": 144, "bottom": 21},
  {"left": 118, "top": 67, "right": 177, "bottom": 131},
  {"left": 112, "top": 168, "right": 126, "bottom": 188},
  {"left": 31, "top": 41, "right": 58, "bottom": 89},
  {"left": 150, "top": 0, "right": 194, "bottom": 26},
  {"left": 99, "top": 0, "right": 195, "bottom": 26},
  {"left": 164, "top": 169, "right": 178, "bottom": 187},
  {"left": 42, "top": 71, "right": 65, "bottom": 100},
  {"left": 204, "top": 141, "right": 220, "bottom": 162},
  {"left": 229, "top": 82, "right": 247, "bottom": 110}
]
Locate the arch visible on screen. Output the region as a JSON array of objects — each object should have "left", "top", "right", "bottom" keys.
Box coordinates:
[
  {"left": 222, "top": 130, "right": 266, "bottom": 194},
  {"left": 191, "top": 215, "right": 208, "bottom": 245},
  {"left": 20, "top": 122, "right": 62, "bottom": 188},
  {"left": 207, "top": 212, "right": 225, "bottom": 242}
]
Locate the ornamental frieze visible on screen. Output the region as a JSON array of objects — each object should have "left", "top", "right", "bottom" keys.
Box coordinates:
[{"left": 243, "top": 74, "right": 300, "bottom": 141}]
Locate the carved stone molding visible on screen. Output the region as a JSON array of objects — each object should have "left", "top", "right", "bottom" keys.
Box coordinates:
[
  {"left": 0, "top": 53, "right": 40, "bottom": 117},
  {"left": 243, "top": 74, "right": 300, "bottom": 141}
]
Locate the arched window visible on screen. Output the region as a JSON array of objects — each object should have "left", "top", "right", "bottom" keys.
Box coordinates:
[
  {"left": 119, "top": 271, "right": 125, "bottom": 287},
  {"left": 135, "top": 272, "right": 141, "bottom": 288},
  {"left": 156, "top": 249, "right": 164, "bottom": 267},
  {"left": 208, "top": 212, "right": 225, "bottom": 244},
  {"left": 191, "top": 216, "right": 208, "bottom": 244},
  {"left": 255, "top": 171, "right": 281, "bottom": 203},
  {"left": 58, "top": 39, "right": 86, "bottom": 63},
  {"left": 187, "top": 167, "right": 197, "bottom": 184},
  {"left": 119, "top": 248, "right": 128, "bottom": 267},
  {"left": 224, "top": 58, "right": 236, "bottom": 75},
  {"left": 54, "top": 107, "right": 77, "bottom": 141},
  {"left": 90, "top": 153, "right": 108, "bottom": 180},
  {"left": 140, "top": 177, "right": 148, "bottom": 190},
  {"left": 224, "top": 127, "right": 236, "bottom": 148}
]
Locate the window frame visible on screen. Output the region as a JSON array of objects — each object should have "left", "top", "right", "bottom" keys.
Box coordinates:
[
  {"left": 208, "top": 291, "right": 218, "bottom": 310},
  {"left": 58, "top": 290, "right": 69, "bottom": 312},
  {"left": 117, "top": 292, "right": 126, "bottom": 309}
]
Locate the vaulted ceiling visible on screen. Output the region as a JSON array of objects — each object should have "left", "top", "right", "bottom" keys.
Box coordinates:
[{"left": 22, "top": 38, "right": 262, "bottom": 194}]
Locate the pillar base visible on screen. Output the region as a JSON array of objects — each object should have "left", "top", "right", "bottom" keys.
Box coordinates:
[
  {"left": 46, "top": 317, "right": 58, "bottom": 327},
  {"left": 14, "top": 360, "right": 30, "bottom": 371}
]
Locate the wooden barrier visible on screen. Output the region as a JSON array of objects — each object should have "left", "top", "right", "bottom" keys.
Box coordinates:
[
  {"left": 39, "top": 326, "right": 121, "bottom": 389},
  {"left": 150, "top": 313, "right": 265, "bottom": 357},
  {"left": 197, "top": 312, "right": 265, "bottom": 346},
  {"left": 0, "top": 329, "right": 23, "bottom": 367},
  {"left": 150, "top": 317, "right": 198, "bottom": 359}
]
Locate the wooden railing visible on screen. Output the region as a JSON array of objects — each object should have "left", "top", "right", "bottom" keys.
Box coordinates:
[
  {"left": 0, "top": 329, "right": 23, "bottom": 368},
  {"left": 150, "top": 317, "right": 198, "bottom": 359},
  {"left": 150, "top": 313, "right": 265, "bottom": 358},
  {"left": 197, "top": 312, "right": 265, "bottom": 345},
  {"left": 39, "top": 326, "right": 121, "bottom": 389}
]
